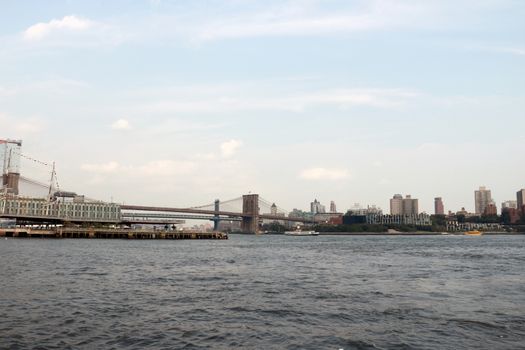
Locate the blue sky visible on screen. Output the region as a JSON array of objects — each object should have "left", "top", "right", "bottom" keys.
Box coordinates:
[{"left": 1, "top": 0, "right": 524, "bottom": 213}]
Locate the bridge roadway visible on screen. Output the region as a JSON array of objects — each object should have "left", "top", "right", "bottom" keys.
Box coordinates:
[
  {"left": 120, "top": 205, "right": 316, "bottom": 223},
  {"left": 121, "top": 213, "right": 242, "bottom": 222}
]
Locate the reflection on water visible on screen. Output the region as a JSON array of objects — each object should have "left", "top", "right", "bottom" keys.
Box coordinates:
[{"left": 1, "top": 235, "right": 525, "bottom": 349}]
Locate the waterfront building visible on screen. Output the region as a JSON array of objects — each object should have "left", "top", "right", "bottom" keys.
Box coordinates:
[
  {"left": 0, "top": 195, "right": 121, "bottom": 223},
  {"left": 217, "top": 220, "right": 241, "bottom": 232},
  {"left": 501, "top": 200, "right": 517, "bottom": 210},
  {"left": 260, "top": 202, "right": 285, "bottom": 226},
  {"left": 390, "top": 194, "right": 403, "bottom": 215},
  {"left": 366, "top": 213, "right": 431, "bottom": 226},
  {"left": 446, "top": 220, "right": 503, "bottom": 232},
  {"left": 315, "top": 212, "right": 343, "bottom": 224},
  {"left": 342, "top": 215, "right": 367, "bottom": 225},
  {"left": 434, "top": 197, "right": 444, "bottom": 215},
  {"left": 348, "top": 203, "right": 363, "bottom": 214},
  {"left": 455, "top": 207, "right": 477, "bottom": 218},
  {"left": 475, "top": 186, "right": 492, "bottom": 215},
  {"left": 484, "top": 202, "right": 497, "bottom": 215},
  {"left": 310, "top": 199, "right": 326, "bottom": 214},
  {"left": 348, "top": 203, "right": 383, "bottom": 216},
  {"left": 501, "top": 207, "right": 521, "bottom": 224},
  {"left": 365, "top": 205, "right": 383, "bottom": 215},
  {"left": 456, "top": 207, "right": 468, "bottom": 216},
  {"left": 329, "top": 201, "right": 337, "bottom": 213},
  {"left": 289, "top": 208, "right": 312, "bottom": 219}
]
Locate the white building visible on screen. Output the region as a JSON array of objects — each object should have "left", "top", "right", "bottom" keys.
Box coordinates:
[
  {"left": 390, "top": 194, "right": 403, "bottom": 215},
  {"left": 310, "top": 199, "right": 326, "bottom": 214},
  {"left": 348, "top": 203, "right": 383, "bottom": 215},
  {"left": 390, "top": 194, "right": 418, "bottom": 215},
  {"left": 475, "top": 186, "right": 492, "bottom": 215}
]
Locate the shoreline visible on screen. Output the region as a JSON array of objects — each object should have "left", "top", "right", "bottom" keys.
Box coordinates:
[{"left": 260, "top": 231, "right": 523, "bottom": 236}]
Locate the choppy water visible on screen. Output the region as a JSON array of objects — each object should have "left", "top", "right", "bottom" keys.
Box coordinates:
[{"left": 1, "top": 235, "right": 525, "bottom": 349}]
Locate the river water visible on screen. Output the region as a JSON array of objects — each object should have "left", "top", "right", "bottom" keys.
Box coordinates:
[{"left": 1, "top": 235, "right": 524, "bottom": 349}]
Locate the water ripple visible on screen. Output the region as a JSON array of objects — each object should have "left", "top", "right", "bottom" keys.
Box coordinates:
[{"left": 1, "top": 235, "right": 525, "bottom": 349}]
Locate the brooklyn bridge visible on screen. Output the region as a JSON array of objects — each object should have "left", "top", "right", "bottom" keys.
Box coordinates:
[{"left": 1, "top": 139, "right": 318, "bottom": 234}]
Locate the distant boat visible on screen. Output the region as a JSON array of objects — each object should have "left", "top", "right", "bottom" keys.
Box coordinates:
[
  {"left": 284, "top": 230, "right": 319, "bottom": 236},
  {"left": 464, "top": 230, "right": 482, "bottom": 236}
]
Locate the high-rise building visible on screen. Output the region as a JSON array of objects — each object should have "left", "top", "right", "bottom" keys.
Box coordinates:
[
  {"left": 402, "top": 195, "right": 419, "bottom": 215},
  {"left": 517, "top": 189, "right": 525, "bottom": 214},
  {"left": 390, "top": 194, "right": 419, "bottom": 215},
  {"left": 0, "top": 139, "right": 22, "bottom": 195},
  {"left": 329, "top": 201, "right": 337, "bottom": 213},
  {"left": 434, "top": 197, "right": 444, "bottom": 215},
  {"left": 390, "top": 194, "right": 403, "bottom": 215},
  {"left": 474, "top": 186, "right": 492, "bottom": 215},
  {"left": 484, "top": 202, "right": 497, "bottom": 215},
  {"left": 501, "top": 200, "right": 517, "bottom": 210},
  {"left": 310, "top": 199, "right": 326, "bottom": 214},
  {"left": 270, "top": 203, "right": 277, "bottom": 215}
]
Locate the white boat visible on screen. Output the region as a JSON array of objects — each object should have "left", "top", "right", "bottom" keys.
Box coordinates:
[{"left": 284, "top": 230, "right": 319, "bottom": 236}]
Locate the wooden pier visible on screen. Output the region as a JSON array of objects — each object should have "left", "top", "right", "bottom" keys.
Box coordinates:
[{"left": 0, "top": 228, "right": 228, "bottom": 240}]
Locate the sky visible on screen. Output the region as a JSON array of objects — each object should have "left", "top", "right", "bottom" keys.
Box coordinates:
[{"left": 1, "top": 0, "right": 524, "bottom": 214}]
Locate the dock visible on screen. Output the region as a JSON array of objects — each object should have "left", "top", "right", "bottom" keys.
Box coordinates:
[{"left": 0, "top": 228, "right": 228, "bottom": 240}]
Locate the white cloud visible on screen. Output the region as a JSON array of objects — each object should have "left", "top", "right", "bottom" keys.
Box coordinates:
[
  {"left": 111, "top": 119, "right": 131, "bottom": 130},
  {"left": 196, "top": 14, "right": 382, "bottom": 41},
  {"left": 24, "top": 15, "right": 94, "bottom": 40},
  {"left": 137, "top": 87, "right": 419, "bottom": 114},
  {"left": 9, "top": 2, "right": 519, "bottom": 48},
  {"left": 470, "top": 45, "right": 525, "bottom": 57},
  {"left": 502, "top": 47, "right": 525, "bottom": 56},
  {"left": 189, "top": 0, "right": 446, "bottom": 42},
  {"left": 220, "top": 139, "right": 242, "bottom": 158},
  {"left": 300, "top": 167, "right": 350, "bottom": 181}
]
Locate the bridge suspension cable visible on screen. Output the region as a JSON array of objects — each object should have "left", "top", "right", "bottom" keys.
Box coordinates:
[
  {"left": 189, "top": 196, "right": 243, "bottom": 210},
  {"left": 259, "top": 196, "right": 289, "bottom": 215},
  {"left": 13, "top": 150, "right": 61, "bottom": 199}
]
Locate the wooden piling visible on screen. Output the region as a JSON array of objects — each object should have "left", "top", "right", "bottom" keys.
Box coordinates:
[{"left": 0, "top": 228, "right": 228, "bottom": 240}]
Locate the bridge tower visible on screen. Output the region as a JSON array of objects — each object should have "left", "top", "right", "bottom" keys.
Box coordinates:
[
  {"left": 213, "top": 199, "right": 220, "bottom": 231},
  {"left": 1, "top": 139, "right": 22, "bottom": 196},
  {"left": 241, "top": 194, "right": 260, "bottom": 234}
]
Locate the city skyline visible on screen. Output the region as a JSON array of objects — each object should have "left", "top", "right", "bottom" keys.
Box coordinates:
[
  {"left": 1, "top": 1, "right": 524, "bottom": 213},
  {"left": 0, "top": 139, "right": 525, "bottom": 215},
  {"left": 1, "top": 137, "right": 524, "bottom": 215}
]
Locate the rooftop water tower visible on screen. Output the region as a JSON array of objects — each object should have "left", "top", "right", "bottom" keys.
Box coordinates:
[{"left": 1, "top": 139, "right": 22, "bottom": 195}]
